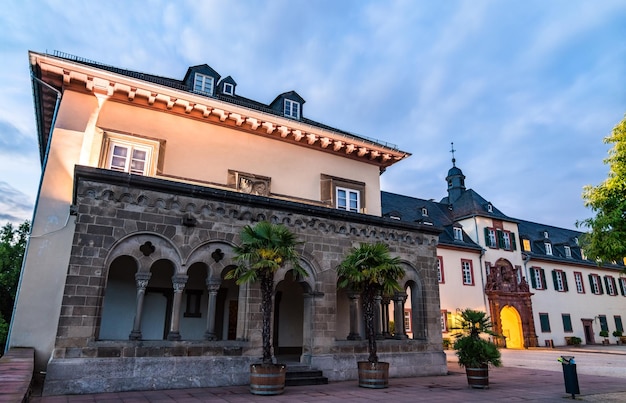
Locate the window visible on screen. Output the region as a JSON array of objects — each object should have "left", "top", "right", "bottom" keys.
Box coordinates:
[
  {"left": 545, "top": 242, "right": 553, "bottom": 256},
  {"left": 404, "top": 309, "right": 412, "bottom": 332},
  {"left": 539, "top": 313, "right": 551, "bottom": 332},
  {"left": 619, "top": 278, "right": 626, "bottom": 296},
  {"left": 223, "top": 82, "right": 234, "bottom": 95},
  {"left": 522, "top": 239, "right": 531, "bottom": 252},
  {"left": 574, "top": 272, "right": 585, "bottom": 294},
  {"left": 589, "top": 274, "right": 603, "bottom": 295},
  {"left": 552, "top": 270, "right": 568, "bottom": 292},
  {"left": 421, "top": 207, "right": 428, "bottom": 216},
  {"left": 604, "top": 276, "right": 617, "bottom": 296},
  {"left": 336, "top": 187, "right": 360, "bottom": 212},
  {"left": 562, "top": 314, "right": 573, "bottom": 333},
  {"left": 599, "top": 315, "right": 608, "bottom": 332},
  {"left": 485, "top": 228, "right": 497, "bottom": 248},
  {"left": 564, "top": 245, "right": 572, "bottom": 258},
  {"left": 574, "top": 237, "right": 579, "bottom": 245},
  {"left": 101, "top": 133, "right": 160, "bottom": 176},
  {"left": 543, "top": 231, "right": 549, "bottom": 238},
  {"left": 530, "top": 267, "right": 546, "bottom": 290},
  {"left": 441, "top": 310, "right": 448, "bottom": 333},
  {"left": 453, "top": 227, "right": 463, "bottom": 241},
  {"left": 501, "top": 231, "right": 511, "bottom": 250},
  {"left": 461, "top": 259, "right": 474, "bottom": 286},
  {"left": 284, "top": 99, "right": 300, "bottom": 119},
  {"left": 321, "top": 175, "right": 365, "bottom": 213},
  {"left": 193, "top": 73, "right": 214, "bottom": 95},
  {"left": 437, "top": 256, "right": 444, "bottom": 283},
  {"left": 615, "top": 316, "right": 624, "bottom": 333},
  {"left": 487, "top": 203, "right": 493, "bottom": 212}
]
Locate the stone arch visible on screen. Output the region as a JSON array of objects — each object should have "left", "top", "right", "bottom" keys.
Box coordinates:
[
  {"left": 399, "top": 261, "right": 426, "bottom": 340},
  {"left": 104, "top": 232, "right": 183, "bottom": 275}
]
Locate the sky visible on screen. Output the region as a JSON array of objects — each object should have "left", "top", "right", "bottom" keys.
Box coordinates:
[{"left": 0, "top": 0, "right": 625, "bottom": 230}]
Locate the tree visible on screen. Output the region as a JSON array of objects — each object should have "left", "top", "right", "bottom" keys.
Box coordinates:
[
  {"left": 0, "top": 220, "right": 30, "bottom": 352},
  {"left": 226, "top": 221, "right": 306, "bottom": 364},
  {"left": 452, "top": 309, "right": 501, "bottom": 369},
  {"left": 336, "top": 242, "right": 404, "bottom": 363},
  {"left": 577, "top": 114, "right": 626, "bottom": 264}
]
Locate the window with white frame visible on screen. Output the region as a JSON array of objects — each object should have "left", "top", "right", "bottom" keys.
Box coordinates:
[
  {"left": 404, "top": 309, "right": 412, "bottom": 332},
  {"left": 484, "top": 227, "right": 516, "bottom": 250},
  {"left": 461, "top": 259, "right": 474, "bottom": 285},
  {"left": 589, "top": 274, "right": 603, "bottom": 295},
  {"left": 421, "top": 207, "right": 428, "bottom": 216},
  {"left": 530, "top": 267, "right": 546, "bottom": 290},
  {"left": 564, "top": 245, "right": 572, "bottom": 258},
  {"left": 545, "top": 242, "right": 553, "bottom": 256},
  {"left": 437, "top": 256, "right": 444, "bottom": 283},
  {"left": 485, "top": 228, "right": 497, "bottom": 248},
  {"left": 336, "top": 187, "right": 360, "bottom": 212},
  {"left": 193, "top": 73, "right": 214, "bottom": 95},
  {"left": 552, "top": 269, "right": 568, "bottom": 292},
  {"left": 574, "top": 272, "right": 585, "bottom": 294},
  {"left": 605, "top": 276, "right": 617, "bottom": 296},
  {"left": 223, "top": 82, "right": 234, "bottom": 95},
  {"left": 284, "top": 99, "right": 300, "bottom": 119},
  {"left": 102, "top": 133, "right": 160, "bottom": 176},
  {"left": 501, "top": 231, "right": 511, "bottom": 250},
  {"left": 453, "top": 227, "right": 463, "bottom": 241}
]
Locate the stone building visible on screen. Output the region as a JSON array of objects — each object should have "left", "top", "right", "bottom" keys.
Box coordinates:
[{"left": 8, "top": 51, "right": 446, "bottom": 395}]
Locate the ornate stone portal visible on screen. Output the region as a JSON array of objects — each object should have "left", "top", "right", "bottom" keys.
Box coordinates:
[{"left": 485, "top": 258, "right": 538, "bottom": 348}]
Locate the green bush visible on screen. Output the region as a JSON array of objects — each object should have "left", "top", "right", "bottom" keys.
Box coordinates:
[
  {"left": 600, "top": 330, "right": 609, "bottom": 338},
  {"left": 442, "top": 337, "right": 452, "bottom": 350},
  {"left": 452, "top": 309, "right": 501, "bottom": 368},
  {"left": 613, "top": 330, "right": 623, "bottom": 338}
]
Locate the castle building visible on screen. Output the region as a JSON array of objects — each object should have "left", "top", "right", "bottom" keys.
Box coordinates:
[{"left": 8, "top": 51, "right": 445, "bottom": 395}]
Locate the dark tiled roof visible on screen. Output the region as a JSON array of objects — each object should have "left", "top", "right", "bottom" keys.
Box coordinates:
[
  {"left": 443, "top": 189, "right": 513, "bottom": 221},
  {"left": 49, "top": 51, "right": 400, "bottom": 152},
  {"left": 381, "top": 191, "right": 482, "bottom": 250}
]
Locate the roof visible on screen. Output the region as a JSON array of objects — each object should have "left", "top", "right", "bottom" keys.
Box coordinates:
[{"left": 444, "top": 188, "right": 513, "bottom": 221}]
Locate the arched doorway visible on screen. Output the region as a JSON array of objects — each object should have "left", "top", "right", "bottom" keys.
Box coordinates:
[
  {"left": 500, "top": 305, "right": 523, "bottom": 348},
  {"left": 274, "top": 270, "right": 305, "bottom": 361}
]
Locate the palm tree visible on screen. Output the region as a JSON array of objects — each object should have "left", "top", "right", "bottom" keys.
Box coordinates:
[
  {"left": 226, "top": 221, "right": 306, "bottom": 364},
  {"left": 452, "top": 309, "right": 501, "bottom": 369},
  {"left": 337, "top": 242, "right": 404, "bottom": 363}
]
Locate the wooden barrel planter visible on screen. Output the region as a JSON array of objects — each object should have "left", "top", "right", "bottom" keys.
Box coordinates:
[
  {"left": 357, "top": 361, "right": 389, "bottom": 389},
  {"left": 249, "top": 363, "right": 287, "bottom": 395},
  {"left": 465, "top": 366, "right": 489, "bottom": 389}
]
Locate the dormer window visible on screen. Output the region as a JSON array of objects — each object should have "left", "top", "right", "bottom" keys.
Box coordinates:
[
  {"left": 453, "top": 227, "right": 463, "bottom": 241},
  {"left": 564, "top": 245, "right": 572, "bottom": 258},
  {"left": 421, "top": 207, "right": 428, "bottom": 216},
  {"left": 574, "top": 237, "right": 579, "bottom": 245},
  {"left": 194, "top": 73, "right": 214, "bottom": 95},
  {"left": 487, "top": 203, "right": 493, "bottom": 213},
  {"left": 284, "top": 99, "right": 300, "bottom": 119},
  {"left": 545, "top": 242, "right": 553, "bottom": 256},
  {"left": 223, "top": 82, "right": 234, "bottom": 96},
  {"left": 543, "top": 231, "right": 549, "bottom": 238}
]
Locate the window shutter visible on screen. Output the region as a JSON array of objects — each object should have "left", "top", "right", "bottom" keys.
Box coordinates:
[
  {"left": 562, "top": 272, "right": 569, "bottom": 292},
  {"left": 598, "top": 276, "right": 604, "bottom": 294},
  {"left": 530, "top": 268, "right": 537, "bottom": 289},
  {"left": 552, "top": 270, "right": 558, "bottom": 291},
  {"left": 511, "top": 233, "right": 517, "bottom": 250},
  {"left": 484, "top": 227, "right": 491, "bottom": 247},
  {"left": 540, "top": 269, "right": 547, "bottom": 290},
  {"left": 588, "top": 274, "right": 594, "bottom": 293},
  {"left": 497, "top": 230, "right": 504, "bottom": 249},
  {"left": 620, "top": 279, "right": 626, "bottom": 296}
]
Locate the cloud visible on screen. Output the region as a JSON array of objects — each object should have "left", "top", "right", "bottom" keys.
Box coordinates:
[
  {"left": 0, "top": 119, "right": 37, "bottom": 154},
  {"left": 0, "top": 181, "right": 33, "bottom": 225}
]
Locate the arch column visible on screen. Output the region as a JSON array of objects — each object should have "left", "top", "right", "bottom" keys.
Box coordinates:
[
  {"left": 129, "top": 272, "right": 151, "bottom": 340},
  {"left": 393, "top": 291, "right": 408, "bottom": 339},
  {"left": 167, "top": 274, "right": 189, "bottom": 341},
  {"left": 204, "top": 279, "right": 221, "bottom": 340},
  {"left": 347, "top": 291, "right": 362, "bottom": 340},
  {"left": 381, "top": 296, "right": 391, "bottom": 338},
  {"left": 374, "top": 292, "right": 384, "bottom": 339}
]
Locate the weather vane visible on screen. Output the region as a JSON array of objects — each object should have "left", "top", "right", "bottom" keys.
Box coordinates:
[{"left": 450, "top": 142, "right": 456, "bottom": 167}]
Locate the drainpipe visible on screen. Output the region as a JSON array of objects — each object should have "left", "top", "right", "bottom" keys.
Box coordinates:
[
  {"left": 4, "top": 72, "right": 62, "bottom": 353},
  {"left": 522, "top": 253, "right": 531, "bottom": 284},
  {"left": 473, "top": 216, "right": 488, "bottom": 311}
]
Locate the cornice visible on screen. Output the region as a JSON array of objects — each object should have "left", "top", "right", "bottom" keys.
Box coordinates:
[{"left": 31, "top": 51, "right": 410, "bottom": 169}]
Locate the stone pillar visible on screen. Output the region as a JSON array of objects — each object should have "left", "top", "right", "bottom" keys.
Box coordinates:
[
  {"left": 381, "top": 296, "right": 391, "bottom": 338},
  {"left": 204, "top": 279, "right": 221, "bottom": 340},
  {"left": 393, "top": 291, "right": 408, "bottom": 340},
  {"left": 374, "top": 292, "right": 384, "bottom": 340},
  {"left": 347, "top": 291, "right": 362, "bottom": 340},
  {"left": 167, "top": 275, "right": 189, "bottom": 341},
  {"left": 129, "top": 272, "right": 151, "bottom": 340}
]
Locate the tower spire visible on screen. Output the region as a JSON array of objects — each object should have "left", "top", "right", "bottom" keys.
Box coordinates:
[{"left": 450, "top": 142, "right": 456, "bottom": 167}]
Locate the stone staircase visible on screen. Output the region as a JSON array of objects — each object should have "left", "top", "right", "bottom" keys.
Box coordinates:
[{"left": 285, "top": 363, "right": 328, "bottom": 386}]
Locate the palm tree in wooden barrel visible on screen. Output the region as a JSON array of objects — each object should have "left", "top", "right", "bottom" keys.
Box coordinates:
[
  {"left": 337, "top": 242, "right": 404, "bottom": 389},
  {"left": 452, "top": 309, "right": 502, "bottom": 389},
  {"left": 226, "top": 221, "right": 307, "bottom": 395}
]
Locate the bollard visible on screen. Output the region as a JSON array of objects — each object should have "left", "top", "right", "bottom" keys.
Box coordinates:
[{"left": 558, "top": 356, "right": 580, "bottom": 399}]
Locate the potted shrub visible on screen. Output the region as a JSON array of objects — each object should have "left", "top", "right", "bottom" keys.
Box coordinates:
[
  {"left": 452, "top": 309, "right": 502, "bottom": 389},
  {"left": 337, "top": 242, "right": 404, "bottom": 389},
  {"left": 599, "top": 330, "right": 609, "bottom": 345},
  {"left": 612, "top": 330, "right": 623, "bottom": 344},
  {"left": 226, "top": 221, "right": 307, "bottom": 395}
]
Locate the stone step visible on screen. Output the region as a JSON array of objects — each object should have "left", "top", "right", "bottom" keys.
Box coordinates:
[{"left": 285, "top": 368, "right": 328, "bottom": 386}]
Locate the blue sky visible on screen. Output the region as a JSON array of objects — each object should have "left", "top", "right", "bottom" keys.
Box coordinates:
[{"left": 1, "top": 0, "right": 625, "bottom": 229}]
